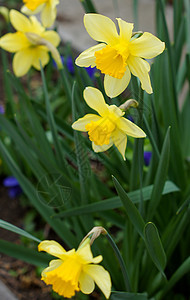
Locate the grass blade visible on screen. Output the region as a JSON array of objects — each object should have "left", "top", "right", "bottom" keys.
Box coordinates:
[
  {"left": 112, "top": 176, "right": 145, "bottom": 239},
  {"left": 0, "top": 220, "right": 41, "bottom": 243},
  {"left": 147, "top": 127, "right": 170, "bottom": 220},
  {"left": 111, "top": 292, "right": 148, "bottom": 300},
  {"left": 54, "top": 181, "right": 179, "bottom": 218},
  {"left": 0, "top": 139, "right": 76, "bottom": 247},
  {"left": 157, "top": 256, "right": 190, "bottom": 300},
  {"left": 0, "top": 239, "right": 49, "bottom": 267}
]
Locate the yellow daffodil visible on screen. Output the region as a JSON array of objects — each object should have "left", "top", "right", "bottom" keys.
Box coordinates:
[
  {"left": 21, "top": 0, "right": 59, "bottom": 28},
  {"left": 0, "top": 10, "right": 61, "bottom": 77},
  {"left": 38, "top": 238, "right": 111, "bottom": 299},
  {"left": 72, "top": 87, "right": 146, "bottom": 160},
  {"left": 76, "top": 14, "right": 165, "bottom": 98}
]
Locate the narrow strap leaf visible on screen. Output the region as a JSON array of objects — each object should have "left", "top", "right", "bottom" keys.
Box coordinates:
[
  {"left": 144, "top": 222, "right": 167, "bottom": 277},
  {"left": 0, "top": 219, "right": 41, "bottom": 243},
  {"left": 112, "top": 176, "right": 145, "bottom": 239}
]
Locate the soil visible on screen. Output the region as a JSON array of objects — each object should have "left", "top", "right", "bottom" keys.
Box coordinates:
[{"left": 0, "top": 184, "right": 53, "bottom": 300}]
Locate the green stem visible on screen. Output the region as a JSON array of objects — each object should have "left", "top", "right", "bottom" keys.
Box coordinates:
[
  {"left": 137, "top": 88, "right": 144, "bottom": 216},
  {"left": 105, "top": 232, "right": 131, "bottom": 292}
]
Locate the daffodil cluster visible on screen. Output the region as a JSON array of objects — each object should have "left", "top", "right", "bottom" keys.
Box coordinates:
[
  {"left": 0, "top": 10, "right": 61, "bottom": 76},
  {"left": 72, "top": 13, "right": 165, "bottom": 159},
  {"left": 0, "top": 5, "right": 166, "bottom": 297},
  {"left": 0, "top": 0, "right": 61, "bottom": 76}
]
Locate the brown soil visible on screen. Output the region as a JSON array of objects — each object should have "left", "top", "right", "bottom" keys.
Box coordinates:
[{"left": 0, "top": 184, "right": 53, "bottom": 300}]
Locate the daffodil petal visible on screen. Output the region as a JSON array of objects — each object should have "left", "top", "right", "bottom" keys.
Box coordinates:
[
  {"left": 75, "top": 43, "right": 106, "bottom": 68},
  {"left": 84, "top": 14, "right": 119, "bottom": 45},
  {"left": 127, "top": 55, "right": 153, "bottom": 93},
  {"left": 77, "top": 243, "right": 103, "bottom": 264},
  {"left": 13, "top": 49, "right": 34, "bottom": 77},
  {"left": 21, "top": 4, "right": 43, "bottom": 15},
  {"left": 0, "top": 32, "right": 30, "bottom": 52},
  {"left": 10, "top": 9, "right": 31, "bottom": 32},
  {"left": 91, "top": 255, "right": 103, "bottom": 264},
  {"left": 41, "top": 259, "right": 62, "bottom": 278},
  {"left": 118, "top": 117, "right": 146, "bottom": 138},
  {"left": 104, "top": 67, "right": 131, "bottom": 98},
  {"left": 117, "top": 18, "right": 133, "bottom": 42},
  {"left": 41, "top": 31, "right": 60, "bottom": 47},
  {"left": 32, "top": 47, "right": 49, "bottom": 70},
  {"left": 79, "top": 271, "right": 95, "bottom": 294},
  {"left": 84, "top": 87, "right": 108, "bottom": 116},
  {"left": 77, "top": 243, "right": 93, "bottom": 261},
  {"left": 111, "top": 129, "right": 127, "bottom": 160},
  {"left": 72, "top": 114, "right": 101, "bottom": 132},
  {"left": 83, "top": 265, "right": 111, "bottom": 299},
  {"left": 92, "top": 142, "right": 113, "bottom": 153},
  {"left": 130, "top": 32, "right": 165, "bottom": 59},
  {"left": 29, "top": 15, "right": 44, "bottom": 34},
  {"left": 38, "top": 240, "right": 66, "bottom": 259},
  {"left": 41, "top": 2, "right": 56, "bottom": 27}
]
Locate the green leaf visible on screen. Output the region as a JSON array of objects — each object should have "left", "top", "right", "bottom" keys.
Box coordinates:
[
  {"left": 40, "top": 65, "right": 68, "bottom": 171},
  {"left": 72, "top": 81, "right": 91, "bottom": 204},
  {"left": 184, "top": 0, "right": 190, "bottom": 54},
  {"left": 163, "top": 205, "right": 190, "bottom": 260},
  {"left": 80, "top": 0, "right": 97, "bottom": 13},
  {"left": 0, "top": 139, "right": 76, "bottom": 247},
  {"left": 144, "top": 222, "right": 166, "bottom": 276},
  {"left": 0, "top": 239, "right": 50, "bottom": 267},
  {"left": 0, "top": 220, "right": 41, "bottom": 243},
  {"left": 157, "top": 0, "right": 178, "bottom": 114},
  {"left": 181, "top": 95, "right": 190, "bottom": 157},
  {"left": 157, "top": 256, "right": 190, "bottom": 299},
  {"left": 111, "top": 291, "right": 148, "bottom": 300},
  {"left": 147, "top": 127, "right": 170, "bottom": 220},
  {"left": 54, "top": 181, "right": 179, "bottom": 218},
  {"left": 112, "top": 176, "right": 145, "bottom": 239}
]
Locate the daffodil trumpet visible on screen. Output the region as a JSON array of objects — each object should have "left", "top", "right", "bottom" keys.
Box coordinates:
[
  {"left": 0, "top": 10, "right": 61, "bottom": 76},
  {"left": 38, "top": 238, "right": 111, "bottom": 299},
  {"left": 72, "top": 87, "right": 146, "bottom": 160},
  {"left": 76, "top": 14, "right": 165, "bottom": 98}
]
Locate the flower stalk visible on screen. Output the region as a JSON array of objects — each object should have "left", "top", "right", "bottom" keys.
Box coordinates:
[{"left": 105, "top": 231, "right": 131, "bottom": 292}]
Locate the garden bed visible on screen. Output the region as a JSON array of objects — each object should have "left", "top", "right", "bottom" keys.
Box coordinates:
[{"left": 0, "top": 185, "right": 52, "bottom": 300}]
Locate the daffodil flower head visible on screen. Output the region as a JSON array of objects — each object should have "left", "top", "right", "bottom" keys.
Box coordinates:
[
  {"left": 75, "top": 14, "right": 165, "bottom": 98},
  {"left": 21, "top": 0, "right": 59, "bottom": 28},
  {"left": 0, "top": 10, "right": 61, "bottom": 77},
  {"left": 72, "top": 87, "right": 146, "bottom": 160},
  {"left": 38, "top": 238, "right": 111, "bottom": 298}
]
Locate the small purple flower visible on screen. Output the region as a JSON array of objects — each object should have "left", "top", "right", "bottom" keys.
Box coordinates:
[
  {"left": 144, "top": 151, "right": 152, "bottom": 166},
  {"left": 127, "top": 115, "right": 134, "bottom": 122},
  {"left": 85, "top": 66, "right": 96, "bottom": 79},
  {"left": 3, "top": 176, "right": 22, "bottom": 198},
  {"left": 0, "top": 105, "right": 5, "bottom": 114},
  {"left": 53, "top": 55, "right": 96, "bottom": 78},
  {"left": 66, "top": 56, "right": 75, "bottom": 74}
]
